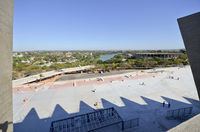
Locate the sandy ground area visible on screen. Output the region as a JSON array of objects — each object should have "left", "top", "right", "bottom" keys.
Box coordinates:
[{"left": 13, "top": 66, "right": 200, "bottom": 132}]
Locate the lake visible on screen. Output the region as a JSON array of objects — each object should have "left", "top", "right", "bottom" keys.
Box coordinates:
[{"left": 100, "top": 53, "right": 120, "bottom": 61}]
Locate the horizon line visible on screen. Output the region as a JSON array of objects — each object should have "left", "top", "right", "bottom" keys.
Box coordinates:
[{"left": 13, "top": 48, "right": 185, "bottom": 52}]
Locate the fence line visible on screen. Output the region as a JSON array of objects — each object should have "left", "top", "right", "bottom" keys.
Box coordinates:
[
  {"left": 166, "top": 107, "right": 193, "bottom": 120},
  {"left": 123, "top": 118, "right": 139, "bottom": 130},
  {"left": 50, "top": 107, "right": 123, "bottom": 132}
]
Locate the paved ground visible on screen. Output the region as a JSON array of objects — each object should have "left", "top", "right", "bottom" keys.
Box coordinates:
[
  {"left": 12, "top": 65, "right": 95, "bottom": 86},
  {"left": 56, "top": 70, "right": 136, "bottom": 81},
  {"left": 13, "top": 66, "right": 200, "bottom": 132}
]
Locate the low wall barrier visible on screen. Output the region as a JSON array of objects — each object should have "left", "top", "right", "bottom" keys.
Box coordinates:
[{"left": 166, "top": 107, "right": 193, "bottom": 120}]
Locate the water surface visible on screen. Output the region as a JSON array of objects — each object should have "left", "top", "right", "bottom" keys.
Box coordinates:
[{"left": 100, "top": 54, "right": 119, "bottom": 61}]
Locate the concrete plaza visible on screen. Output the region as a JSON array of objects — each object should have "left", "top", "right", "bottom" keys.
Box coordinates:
[{"left": 13, "top": 66, "right": 200, "bottom": 132}]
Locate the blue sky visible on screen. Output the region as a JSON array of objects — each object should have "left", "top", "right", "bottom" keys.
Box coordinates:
[{"left": 13, "top": 0, "right": 200, "bottom": 51}]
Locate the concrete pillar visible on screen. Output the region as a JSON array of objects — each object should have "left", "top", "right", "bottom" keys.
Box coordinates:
[
  {"left": 0, "top": 0, "right": 14, "bottom": 132},
  {"left": 178, "top": 12, "right": 200, "bottom": 99}
]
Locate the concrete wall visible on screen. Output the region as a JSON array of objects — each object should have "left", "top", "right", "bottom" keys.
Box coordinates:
[
  {"left": 0, "top": 0, "right": 14, "bottom": 132},
  {"left": 178, "top": 12, "right": 200, "bottom": 100}
]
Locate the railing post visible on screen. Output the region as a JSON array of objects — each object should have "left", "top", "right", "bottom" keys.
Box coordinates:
[
  {"left": 121, "top": 121, "right": 124, "bottom": 131},
  {"left": 189, "top": 107, "right": 192, "bottom": 114}
]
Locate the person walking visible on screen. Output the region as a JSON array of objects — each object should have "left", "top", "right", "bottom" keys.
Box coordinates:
[
  {"left": 163, "top": 101, "right": 165, "bottom": 107},
  {"left": 168, "top": 102, "right": 171, "bottom": 108}
]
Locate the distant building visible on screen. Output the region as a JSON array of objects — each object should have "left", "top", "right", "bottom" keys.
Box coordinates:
[
  {"left": 21, "top": 60, "right": 30, "bottom": 63},
  {"left": 57, "top": 62, "right": 65, "bottom": 64},
  {"left": 135, "top": 53, "right": 181, "bottom": 59},
  {"left": 13, "top": 53, "right": 23, "bottom": 57},
  {"left": 30, "top": 57, "right": 35, "bottom": 61},
  {"left": 41, "top": 62, "right": 53, "bottom": 67},
  {"left": 128, "top": 53, "right": 133, "bottom": 57},
  {"left": 122, "top": 59, "right": 127, "bottom": 61},
  {"left": 65, "top": 52, "right": 72, "bottom": 57},
  {"left": 67, "top": 58, "right": 78, "bottom": 63}
]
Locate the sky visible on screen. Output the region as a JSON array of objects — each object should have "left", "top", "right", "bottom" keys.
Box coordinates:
[{"left": 13, "top": 0, "right": 200, "bottom": 51}]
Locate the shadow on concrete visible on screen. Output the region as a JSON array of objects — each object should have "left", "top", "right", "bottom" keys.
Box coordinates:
[
  {"left": 0, "top": 121, "right": 12, "bottom": 132},
  {"left": 14, "top": 96, "right": 200, "bottom": 132}
]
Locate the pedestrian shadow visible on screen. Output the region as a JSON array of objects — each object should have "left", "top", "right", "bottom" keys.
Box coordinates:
[
  {"left": 161, "top": 96, "right": 191, "bottom": 109},
  {"left": 14, "top": 96, "right": 200, "bottom": 132}
]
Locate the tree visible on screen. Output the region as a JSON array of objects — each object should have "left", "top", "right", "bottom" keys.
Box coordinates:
[
  {"left": 153, "top": 57, "right": 163, "bottom": 65},
  {"left": 182, "top": 60, "right": 189, "bottom": 65},
  {"left": 173, "top": 59, "right": 183, "bottom": 65},
  {"left": 178, "top": 54, "right": 188, "bottom": 60},
  {"left": 24, "top": 65, "right": 42, "bottom": 76},
  {"left": 39, "top": 74, "right": 43, "bottom": 81},
  {"left": 50, "top": 63, "right": 65, "bottom": 70},
  {"left": 135, "top": 59, "right": 147, "bottom": 67},
  {"left": 112, "top": 63, "right": 117, "bottom": 70},
  {"left": 12, "top": 71, "right": 17, "bottom": 80},
  {"left": 97, "top": 60, "right": 103, "bottom": 64},
  {"left": 15, "top": 63, "right": 29, "bottom": 72},
  {"left": 114, "top": 54, "right": 121, "bottom": 59},
  {"left": 103, "top": 64, "right": 110, "bottom": 71},
  {"left": 180, "top": 49, "right": 186, "bottom": 54}
]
